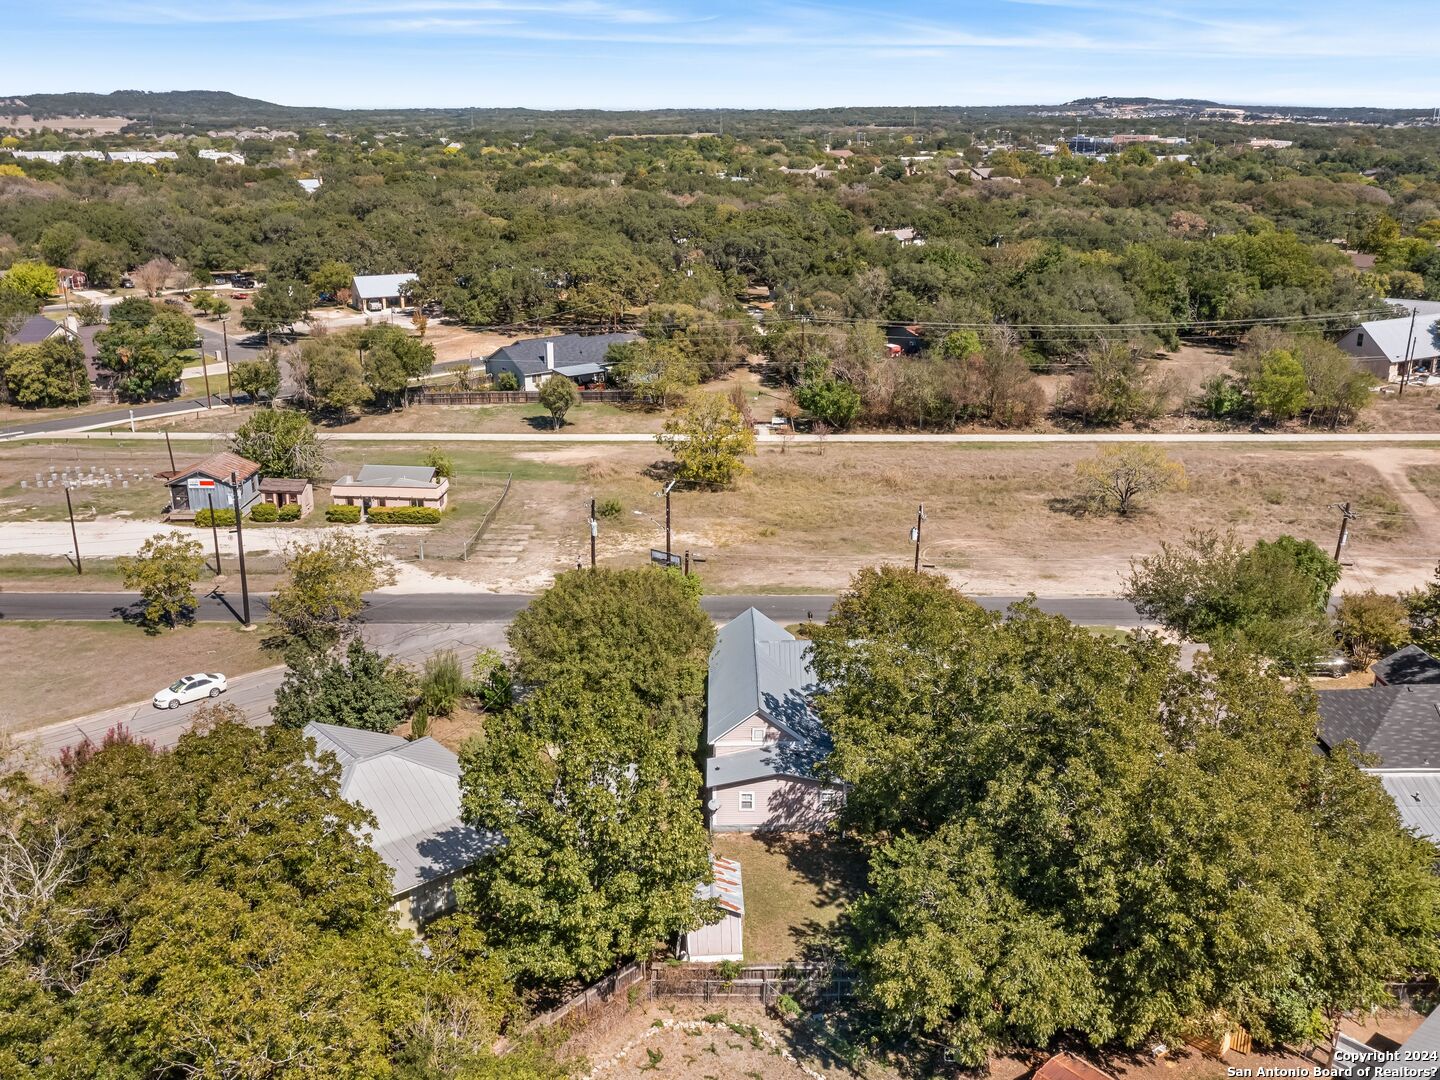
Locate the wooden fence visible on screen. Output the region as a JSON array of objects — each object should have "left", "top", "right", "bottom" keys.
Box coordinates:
[
  {"left": 648, "top": 962, "right": 856, "bottom": 1006},
  {"left": 523, "top": 963, "right": 648, "bottom": 1036},
  {"left": 414, "top": 389, "right": 638, "bottom": 406}
]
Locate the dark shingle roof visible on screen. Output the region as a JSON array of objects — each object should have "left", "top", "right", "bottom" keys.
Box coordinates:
[
  {"left": 258, "top": 477, "right": 311, "bottom": 494},
  {"left": 6, "top": 315, "right": 62, "bottom": 346},
  {"left": 1374, "top": 645, "right": 1440, "bottom": 686},
  {"left": 487, "top": 333, "right": 635, "bottom": 378},
  {"left": 1316, "top": 686, "right": 1440, "bottom": 768}
]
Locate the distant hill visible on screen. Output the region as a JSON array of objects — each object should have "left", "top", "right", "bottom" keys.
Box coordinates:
[{"left": 2, "top": 90, "right": 1432, "bottom": 135}]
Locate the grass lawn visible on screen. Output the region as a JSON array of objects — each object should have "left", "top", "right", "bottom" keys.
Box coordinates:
[
  {"left": 0, "top": 620, "right": 281, "bottom": 733},
  {"left": 710, "top": 833, "right": 866, "bottom": 963},
  {"left": 1410, "top": 465, "right": 1440, "bottom": 505}
]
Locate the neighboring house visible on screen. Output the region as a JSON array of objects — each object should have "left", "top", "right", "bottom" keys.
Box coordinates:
[
  {"left": 1336, "top": 994, "right": 1440, "bottom": 1079},
  {"left": 483, "top": 332, "right": 636, "bottom": 391},
  {"left": 303, "top": 722, "right": 496, "bottom": 927},
  {"left": 680, "top": 854, "right": 744, "bottom": 962},
  {"left": 198, "top": 149, "right": 245, "bottom": 165},
  {"left": 330, "top": 464, "right": 449, "bottom": 511},
  {"left": 351, "top": 272, "right": 416, "bottom": 312},
  {"left": 108, "top": 150, "right": 179, "bottom": 164},
  {"left": 1336, "top": 312, "right": 1439, "bottom": 382},
  {"left": 1316, "top": 685, "right": 1440, "bottom": 841},
  {"left": 155, "top": 451, "right": 262, "bottom": 519},
  {"left": 873, "top": 226, "right": 923, "bottom": 246},
  {"left": 704, "top": 608, "right": 842, "bottom": 833},
  {"left": 258, "top": 477, "right": 314, "bottom": 517},
  {"left": 5, "top": 315, "right": 108, "bottom": 386},
  {"left": 297, "top": 178, "right": 323, "bottom": 195},
  {"left": 4, "top": 314, "right": 65, "bottom": 347},
  {"left": 55, "top": 267, "right": 87, "bottom": 290},
  {"left": 1373, "top": 645, "right": 1440, "bottom": 686}
]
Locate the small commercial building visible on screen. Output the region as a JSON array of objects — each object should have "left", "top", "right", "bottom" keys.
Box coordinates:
[
  {"left": 681, "top": 854, "right": 744, "bottom": 962},
  {"left": 155, "top": 452, "right": 261, "bottom": 519},
  {"left": 330, "top": 464, "right": 449, "bottom": 512},
  {"left": 351, "top": 272, "right": 417, "bottom": 313},
  {"left": 304, "top": 722, "right": 496, "bottom": 927},
  {"left": 258, "top": 477, "right": 314, "bottom": 518}
]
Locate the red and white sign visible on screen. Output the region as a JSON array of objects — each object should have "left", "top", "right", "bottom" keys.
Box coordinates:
[{"left": 195, "top": 479, "right": 216, "bottom": 488}]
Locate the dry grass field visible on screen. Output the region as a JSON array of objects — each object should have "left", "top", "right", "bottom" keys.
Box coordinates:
[{"left": 0, "top": 621, "right": 278, "bottom": 733}]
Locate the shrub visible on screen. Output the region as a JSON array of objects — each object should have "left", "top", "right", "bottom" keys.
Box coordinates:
[
  {"left": 366, "top": 506, "right": 442, "bottom": 525},
  {"left": 419, "top": 650, "right": 465, "bottom": 717},
  {"left": 250, "top": 502, "right": 279, "bottom": 522},
  {"left": 277, "top": 503, "right": 302, "bottom": 522},
  {"left": 325, "top": 504, "right": 361, "bottom": 523},
  {"left": 596, "top": 497, "right": 623, "bottom": 519},
  {"left": 494, "top": 371, "right": 519, "bottom": 391},
  {"left": 193, "top": 508, "right": 236, "bottom": 527}
]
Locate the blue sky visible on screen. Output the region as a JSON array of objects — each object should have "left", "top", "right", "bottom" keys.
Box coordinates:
[{"left": 5, "top": 0, "right": 1438, "bottom": 110}]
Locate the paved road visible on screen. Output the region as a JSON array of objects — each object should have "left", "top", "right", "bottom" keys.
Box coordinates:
[
  {"left": 0, "top": 590, "right": 1142, "bottom": 625},
  {"left": 0, "top": 398, "right": 226, "bottom": 441}
]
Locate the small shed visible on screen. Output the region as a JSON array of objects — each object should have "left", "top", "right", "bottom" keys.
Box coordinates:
[
  {"left": 682, "top": 855, "right": 744, "bottom": 963},
  {"left": 155, "top": 452, "right": 261, "bottom": 520},
  {"left": 258, "top": 477, "right": 314, "bottom": 518}
]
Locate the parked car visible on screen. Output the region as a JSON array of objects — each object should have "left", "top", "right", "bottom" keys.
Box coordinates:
[
  {"left": 232, "top": 292, "right": 249, "bottom": 300},
  {"left": 153, "top": 672, "right": 228, "bottom": 709},
  {"left": 232, "top": 276, "right": 256, "bottom": 288},
  {"left": 1310, "top": 653, "right": 1353, "bottom": 679}
]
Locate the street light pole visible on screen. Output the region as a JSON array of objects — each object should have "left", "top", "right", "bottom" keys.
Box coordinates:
[{"left": 230, "top": 470, "right": 251, "bottom": 627}]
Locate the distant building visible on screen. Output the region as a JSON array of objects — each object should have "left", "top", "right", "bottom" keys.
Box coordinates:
[
  {"left": 350, "top": 272, "right": 416, "bottom": 312},
  {"left": 1336, "top": 311, "right": 1439, "bottom": 382},
  {"left": 483, "top": 332, "right": 636, "bottom": 391},
  {"left": 156, "top": 452, "right": 262, "bottom": 520},
  {"left": 873, "top": 226, "right": 923, "bottom": 246},
  {"left": 1066, "top": 134, "right": 1113, "bottom": 155},
  {"left": 330, "top": 464, "right": 449, "bottom": 512},
  {"left": 1248, "top": 138, "right": 1294, "bottom": 149},
  {"left": 304, "top": 722, "right": 496, "bottom": 927},
  {"left": 198, "top": 149, "right": 245, "bottom": 165},
  {"left": 297, "top": 177, "right": 322, "bottom": 194},
  {"left": 8, "top": 150, "right": 105, "bottom": 163},
  {"left": 107, "top": 150, "right": 179, "bottom": 164}
]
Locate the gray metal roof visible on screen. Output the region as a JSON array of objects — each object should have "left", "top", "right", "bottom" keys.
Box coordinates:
[
  {"left": 486, "top": 332, "right": 636, "bottom": 377},
  {"left": 352, "top": 272, "right": 416, "bottom": 300},
  {"left": 706, "top": 741, "right": 829, "bottom": 787},
  {"left": 304, "top": 722, "right": 495, "bottom": 897},
  {"left": 1354, "top": 314, "right": 1440, "bottom": 365},
  {"left": 1316, "top": 686, "right": 1440, "bottom": 769},
  {"left": 706, "top": 607, "right": 820, "bottom": 745},
  {"left": 336, "top": 464, "right": 440, "bottom": 488},
  {"left": 1374, "top": 645, "right": 1440, "bottom": 686},
  {"left": 1373, "top": 771, "right": 1440, "bottom": 842},
  {"left": 694, "top": 853, "right": 744, "bottom": 915}
]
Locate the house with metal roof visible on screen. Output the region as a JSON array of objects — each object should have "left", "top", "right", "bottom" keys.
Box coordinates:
[
  {"left": 330, "top": 463, "right": 449, "bottom": 512},
  {"left": 1316, "top": 685, "right": 1440, "bottom": 844},
  {"left": 680, "top": 854, "right": 744, "bottom": 962},
  {"left": 304, "top": 721, "right": 496, "bottom": 927},
  {"left": 483, "top": 332, "right": 636, "bottom": 391},
  {"left": 1336, "top": 308, "right": 1439, "bottom": 382},
  {"left": 704, "top": 608, "right": 842, "bottom": 832},
  {"left": 1373, "top": 645, "right": 1440, "bottom": 686},
  {"left": 350, "top": 272, "right": 417, "bottom": 313}
]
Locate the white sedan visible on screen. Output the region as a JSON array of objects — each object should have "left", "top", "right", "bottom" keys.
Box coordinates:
[{"left": 152, "top": 672, "right": 228, "bottom": 710}]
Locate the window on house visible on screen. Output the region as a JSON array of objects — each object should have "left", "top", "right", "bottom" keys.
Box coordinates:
[
  {"left": 411, "top": 499, "right": 424, "bottom": 507},
  {"left": 738, "top": 792, "right": 755, "bottom": 811},
  {"left": 820, "top": 789, "right": 842, "bottom": 811},
  {"left": 1357, "top": 333, "right": 1365, "bottom": 348},
  {"left": 750, "top": 727, "right": 765, "bottom": 743}
]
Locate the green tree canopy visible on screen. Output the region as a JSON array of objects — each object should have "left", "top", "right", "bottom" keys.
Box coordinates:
[
  {"left": 271, "top": 635, "right": 414, "bottom": 732},
  {"left": 268, "top": 533, "right": 396, "bottom": 652},
  {"left": 230, "top": 354, "right": 282, "bottom": 404},
  {"left": 808, "top": 567, "right": 1440, "bottom": 1064},
  {"left": 537, "top": 373, "right": 580, "bottom": 428},
  {"left": 657, "top": 392, "right": 757, "bottom": 487},
  {"left": 230, "top": 407, "right": 329, "bottom": 479},
  {"left": 0, "top": 336, "right": 89, "bottom": 407},
  {"left": 118, "top": 533, "right": 206, "bottom": 627}
]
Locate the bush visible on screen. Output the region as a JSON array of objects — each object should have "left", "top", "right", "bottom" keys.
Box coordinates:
[
  {"left": 366, "top": 506, "right": 442, "bottom": 525},
  {"left": 494, "top": 371, "right": 519, "bottom": 391},
  {"left": 277, "top": 503, "right": 302, "bottom": 522},
  {"left": 250, "top": 502, "right": 279, "bottom": 522},
  {"left": 193, "top": 508, "right": 236, "bottom": 527},
  {"left": 596, "top": 497, "right": 623, "bottom": 519},
  {"left": 325, "top": 504, "right": 361, "bottom": 523},
  {"left": 419, "top": 650, "right": 465, "bottom": 717}
]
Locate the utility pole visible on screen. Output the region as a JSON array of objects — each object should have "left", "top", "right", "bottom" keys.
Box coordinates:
[
  {"left": 64, "top": 485, "right": 82, "bottom": 575},
  {"left": 221, "top": 322, "right": 236, "bottom": 409},
  {"left": 910, "top": 503, "right": 924, "bottom": 572},
  {"left": 200, "top": 349, "right": 213, "bottom": 409},
  {"left": 1400, "top": 306, "right": 1418, "bottom": 397},
  {"left": 665, "top": 485, "right": 672, "bottom": 563},
  {"left": 230, "top": 470, "right": 251, "bottom": 627},
  {"left": 164, "top": 430, "right": 176, "bottom": 472},
  {"left": 206, "top": 489, "right": 223, "bottom": 576},
  {"left": 588, "top": 498, "right": 597, "bottom": 569},
  {"left": 684, "top": 549, "right": 691, "bottom": 576},
  {"left": 1331, "top": 501, "right": 1356, "bottom": 562}
]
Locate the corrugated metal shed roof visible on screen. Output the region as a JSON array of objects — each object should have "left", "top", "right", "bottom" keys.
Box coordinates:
[
  {"left": 352, "top": 272, "right": 416, "bottom": 300},
  {"left": 304, "top": 722, "right": 495, "bottom": 896},
  {"left": 1373, "top": 771, "right": 1440, "bottom": 842},
  {"left": 694, "top": 854, "right": 744, "bottom": 915},
  {"left": 333, "top": 464, "right": 440, "bottom": 489},
  {"left": 1355, "top": 314, "right": 1440, "bottom": 365},
  {"left": 1316, "top": 686, "right": 1440, "bottom": 769},
  {"left": 156, "top": 451, "right": 261, "bottom": 484}
]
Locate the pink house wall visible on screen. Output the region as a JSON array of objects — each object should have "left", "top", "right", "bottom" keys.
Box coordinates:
[
  {"left": 708, "top": 776, "right": 840, "bottom": 833},
  {"left": 713, "top": 713, "right": 785, "bottom": 756}
]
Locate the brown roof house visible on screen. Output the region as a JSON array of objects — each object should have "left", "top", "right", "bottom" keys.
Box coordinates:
[
  {"left": 258, "top": 477, "right": 314, "bottom": 518},
  {"left": 156, "top": 452, "right": 262, "bottom": 520}
]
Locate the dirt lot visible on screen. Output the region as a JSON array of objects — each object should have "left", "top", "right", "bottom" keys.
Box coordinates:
[{"left": 0, "top": 620, "right": 279, "bottom": 733}]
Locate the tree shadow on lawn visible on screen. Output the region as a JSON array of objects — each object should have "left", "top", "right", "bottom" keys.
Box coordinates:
[{"left": 758, "top": 832, "right": 868, "bottom": 910}]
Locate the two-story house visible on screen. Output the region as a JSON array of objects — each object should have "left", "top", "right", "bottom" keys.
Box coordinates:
[{"left": 703, "top": 608, "right": 842, "bottom": 832}]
